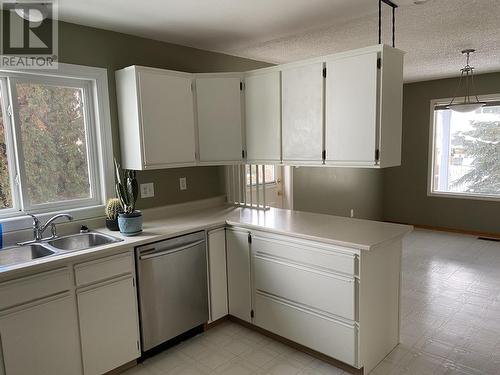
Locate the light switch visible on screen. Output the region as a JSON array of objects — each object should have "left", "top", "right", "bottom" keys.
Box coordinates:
[
  {"left": 140, "top": 183, "right": 155, "bottom": 198},
  {"left": 179, "top": 177, "right": 187, "bottom": 191}
]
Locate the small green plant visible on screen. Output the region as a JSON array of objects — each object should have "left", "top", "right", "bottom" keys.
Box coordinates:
[
  {"left": 114, "top": 159, "right": 138, "bottom": 215},
  {"left": 105, "top": 198, "right": 122, "bottom": 220}
]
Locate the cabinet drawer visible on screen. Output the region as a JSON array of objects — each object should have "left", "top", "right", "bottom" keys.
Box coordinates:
[
  {"left": 0, "top": 268, "right": 71, "bottom": 310},
  {"left": 255, "top": 292, "right": 358, "bottom": 367},
  {"left": 252, "top": 235, "right": 358, "bottom": 276},
  {"left": 254, "top": 255, "right": 356, "bottom": 321},
  {"left": 75, "top": 252, "right": 133, "bottom": 287}
]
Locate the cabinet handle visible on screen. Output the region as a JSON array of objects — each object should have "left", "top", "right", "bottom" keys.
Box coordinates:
[{"left": 139, "top": 240, "right": 205, "bottom": 260}]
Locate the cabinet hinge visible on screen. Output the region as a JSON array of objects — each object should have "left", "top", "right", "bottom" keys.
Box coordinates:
[
  {"left": 248, "top": 233, "right": 252, "bottom": 244},
  {"left": 240, "top": 81, "right": 244, "bottom": 91},
  {"left": 137, "top": 340, "right": 140, "bottom": 352},
  {"left": 322, "top": 150, "right": 326, "bottom": 160},
  {"left": 242, "top": 150, "right": 245, "bottom": 159},
  {"left": 132, "top": 278, "right": 135, "bottom": 287},
  {"left": 7, "top": 104, "right": 12, "bottom": 117},
  {"left": 377, "top": 58, "right": 382, "bottom": 69},
  {"left": 375, "top": 149, "right": 380, "bottom": 161},
  {"left": 322, "top": 67, "right": 327, "bottom": 78},
  {"left": 250, "top": 310, "right": 254, "bottom": 318}
]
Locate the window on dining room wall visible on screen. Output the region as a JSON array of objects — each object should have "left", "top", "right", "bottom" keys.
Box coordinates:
[{"left": 429, "top": 97, "right": 500, "bottom": 200}]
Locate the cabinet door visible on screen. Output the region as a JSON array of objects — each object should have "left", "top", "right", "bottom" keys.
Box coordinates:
[
  {"left": 325, "top": 52, "right": 379, "bottom": 164},
  {"left": 282, "top": 62, "right": 324, "bottom": 163},
  {"left": 245, "top": 71, "right": 281, "bottom": 162},
  {"left": 138, "top": 69, "right": 196, "bottom": 168},
  {"left": 226, "top": 229, "right": 251, "bottom": 322},
  {"left": 0, "top": 294, "right": 82, "bottom": 375},
  {"left": 208, "top": 229, "right": 228, "bottom": 323},
  {"left": 196, "top": 76, "right": 243, "bottom": 162},
  {"left": 78, "top": 277, "right": 140, "bottom": 375}
]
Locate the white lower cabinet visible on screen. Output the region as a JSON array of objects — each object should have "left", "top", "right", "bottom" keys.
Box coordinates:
[
  {"left": 0, "top": 293, "right": 82, "bottom": 375},
  {"left": 254, "top": 292, "right": 358, "bottom": 366},
  {"left": 78, "top": 276, "right": 140, "bottom": 375},
  {"left": 253, "top": 254, "right": 356, "bottom": 321},
  {"left": 251, "top": 232, "right": 359, "bottom": 367},
  {"left": 248, "top": 231, "right": 401, "bottom": 374},
  {"left": 207, "top": 228, "right": 228, "bottom": 323},
  {"left": 226, "top": 228, "right": 252, "bottom": 322},
  {"left": 76, "top": 251, "right": 140, "bottom": 375},
  {"left": 0, "top": 249, "right": 140, "bottom": 375}
]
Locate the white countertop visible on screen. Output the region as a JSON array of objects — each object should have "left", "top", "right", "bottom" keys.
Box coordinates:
[
  {"left": 0, "top": 205, "right": 412, "bottom": 280},
  {"left": 227, "top": 207, "right": 412, "bottom": 250}
]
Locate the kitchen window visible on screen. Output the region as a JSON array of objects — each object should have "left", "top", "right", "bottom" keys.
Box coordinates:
[
  {"left": 0, "top": 64, "right": 113, "bottom": 223},
  {"left": 429, "top": 97, "right": 500, "bottom": 200}
]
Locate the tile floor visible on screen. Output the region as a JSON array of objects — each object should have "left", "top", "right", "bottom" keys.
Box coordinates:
[{"left": 124, "top": 229, "right": 500, "bottom": 375}]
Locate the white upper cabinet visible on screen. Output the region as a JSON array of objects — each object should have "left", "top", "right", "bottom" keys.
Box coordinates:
[
  {"left": 244, "top": 70, "right": 281, "bottom": 163},
  {"left": 325, "top": 51, "right": 378, "bottom": 165},
  {"left": 325, "top": 45, "right": 404, "bottom": 167},
  {"left": 195, "top": 75, "right": 244, "bottom": 163},
  {"left": 115, "top": 45, "right": 403, "bottom": 169},
  {"left": 116, "top": 66, "right": 196, "bottom": 170},
  {"left": 282, "top": 62, "right": 324, "bottom": 163}
]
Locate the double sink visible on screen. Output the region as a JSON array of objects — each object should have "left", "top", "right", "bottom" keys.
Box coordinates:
[{"left": 0, "top": 232, "right": 123, "bottom": 268}]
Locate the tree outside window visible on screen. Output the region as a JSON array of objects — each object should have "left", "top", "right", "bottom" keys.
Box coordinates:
[{"left": 431, "top": 102, "right": 500, "bottom": 198}]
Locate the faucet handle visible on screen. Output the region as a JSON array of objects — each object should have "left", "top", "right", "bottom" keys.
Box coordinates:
[
  {"left": 50, "top": 223, "right": 57, "bottom": 238},
  {"left": 27, "top": 213, "right": 40, "bottom": 227}
]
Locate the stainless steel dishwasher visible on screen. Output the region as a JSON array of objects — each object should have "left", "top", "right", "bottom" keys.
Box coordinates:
[{"left": 135, "top": 231, "right": 208, "bottom": 351}]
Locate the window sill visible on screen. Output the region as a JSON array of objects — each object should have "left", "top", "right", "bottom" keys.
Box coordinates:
[
  {"left": 428, "top": 191, "right": 500, "bottom": 202},
  {"left": 0, "top": 205, "right": 105, "bottom": 234}
]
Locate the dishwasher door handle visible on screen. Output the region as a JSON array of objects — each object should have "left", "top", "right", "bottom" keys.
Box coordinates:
[{"left": 139, "top": 239, "right": 205, "bottom": 260}]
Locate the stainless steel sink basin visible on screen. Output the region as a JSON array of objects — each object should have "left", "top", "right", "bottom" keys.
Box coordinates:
[
  {"left": 47, "top": 232, "right": 122, "bottom": 252},
  {"left": 0, "top": 244, "right": 56, "bottom": 267}
]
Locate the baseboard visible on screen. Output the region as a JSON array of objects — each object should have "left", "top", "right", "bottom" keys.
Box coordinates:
[
  {"left": 204, "top": 315, "right": 230, "bottom": 330},
  {"left": 105, "top": 360, "right": 136, "bottom": 374},
  {"left": 228, "top": 315, "right": 364, "bottom": 375},
  {"left": 386, "top": 221, "right": 500, "bottom": 240}
]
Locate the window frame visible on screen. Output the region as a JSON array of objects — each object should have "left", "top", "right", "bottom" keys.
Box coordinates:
[
  {"left": 0, "top": 63, "right": 114, "bottom": 231},
  {"left": 427, "top": 94, "right": 500, "bottom": 201},
  {"left": 0, "top": 78, "right": 21, "bottom": 215},
  {"left": 245, "top": 164, "right": 278, "bottom": 187}
]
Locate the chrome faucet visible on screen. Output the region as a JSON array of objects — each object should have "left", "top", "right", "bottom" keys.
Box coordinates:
[{"left": 18, "top": 213, "right": 74, "bottom": 245}]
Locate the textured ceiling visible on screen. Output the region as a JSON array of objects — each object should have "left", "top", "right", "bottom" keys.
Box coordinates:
[{"left": 57, "top": 0, "right": 500, "bottom": 82}]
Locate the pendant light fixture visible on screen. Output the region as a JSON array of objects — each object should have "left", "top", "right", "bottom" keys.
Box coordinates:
[{"left": 447, "top": 49, "right": 484, "bottom": 113}]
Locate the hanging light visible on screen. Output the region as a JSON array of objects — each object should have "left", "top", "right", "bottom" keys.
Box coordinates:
[{"left": 447, "top": 49, "right": 484, "bottom": 113}]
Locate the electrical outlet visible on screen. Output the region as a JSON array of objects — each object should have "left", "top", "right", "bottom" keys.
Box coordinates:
[
  {"left": 350, "top": 209, "right": 354, "bottom": 218},
  {"left": 179, "top": 177, "right": 187, "bottom": 191},
  {"left": 140, "top": 183, "right": 155, "bottom": 198}
]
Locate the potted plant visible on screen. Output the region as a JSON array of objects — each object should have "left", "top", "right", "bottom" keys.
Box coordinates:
[
  {"left": 114, "top": 159, "right": 143, "bottom": 236},
  {"left": 105, "top": 198, "right": 121, "bottom": 231}
]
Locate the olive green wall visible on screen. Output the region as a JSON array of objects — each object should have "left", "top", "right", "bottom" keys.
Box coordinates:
[
  {"left": 57, "top": 21, "right": 269, "bottom": 209},
  {"left": 383, "top": 72, "right": 500, "bottom": 234},
  {"left": 293, "top": 167, "right": 383, "bottom": 220}
]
